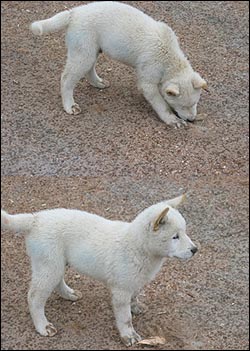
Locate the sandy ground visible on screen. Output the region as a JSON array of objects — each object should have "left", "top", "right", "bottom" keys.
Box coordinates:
[{"left": 1, "top": 1, "right": 249, "bottom": 350}]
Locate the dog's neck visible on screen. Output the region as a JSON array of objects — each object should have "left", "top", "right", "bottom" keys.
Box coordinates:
[
  {"left": 121, "top": 225, "right": 165, "bottom": 287},
  {"left": 156, "top": 22, "right": 192, "bottom": 80},
  {"left": 161, "top": 65, "right": 193, "bottom": 85}
]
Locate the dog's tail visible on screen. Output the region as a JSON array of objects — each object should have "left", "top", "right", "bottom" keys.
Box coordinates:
[
  {"left": 1, "top": 209, "right": 35, "bottom": 235},
  {"left": 30, "top": 10, "right": 71, "bottom": 36}
]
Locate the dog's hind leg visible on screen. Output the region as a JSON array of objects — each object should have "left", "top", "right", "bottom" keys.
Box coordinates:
[
  {"left": 28, "top": 262, "right": 64, "bottom": 337},
  {"left": 86, "top": 63, "right": 108, "bottom": 89},
  {"left": 61, "top": 33, "right": 99, "bottom": 115},
  {"left": 56, "top": 278, "right": 82, "bottom": 301}
]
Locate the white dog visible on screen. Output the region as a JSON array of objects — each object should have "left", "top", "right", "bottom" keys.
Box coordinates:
[
  {"left": 30, "top": 1, "right": 207, "bottom": 127},
  {"left": 1, "top": 194, "right": 197, "bottom": 346}
]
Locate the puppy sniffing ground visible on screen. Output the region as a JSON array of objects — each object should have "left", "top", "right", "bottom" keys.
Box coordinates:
[
  {"left": 1, "top": 194, "right": 197, "bottom": 346},
  {"left": 30, "top": 1, "right": 207, "bottom": 127}
]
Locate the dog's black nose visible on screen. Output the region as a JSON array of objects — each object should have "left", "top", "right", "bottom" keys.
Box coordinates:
[{"left": 191, "top": 247, "right": 198, "bottom": 255}]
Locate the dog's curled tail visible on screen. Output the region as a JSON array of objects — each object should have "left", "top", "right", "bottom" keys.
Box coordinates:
[
  {"left": 1, "top": 209, "right": 35, "bottom": 235},
  {"left": 30, "top": 10, "right": 71, "bottom": 36}
]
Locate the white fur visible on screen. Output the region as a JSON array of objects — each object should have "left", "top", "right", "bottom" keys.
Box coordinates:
[
  {"left": 30, "top": 1, "right": 207, "bottom": 126},
  {"left": 1, "top": 194, "right": 197, "bottom": 346}
]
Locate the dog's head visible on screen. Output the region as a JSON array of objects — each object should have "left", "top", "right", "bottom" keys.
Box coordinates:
[
  {"left": 160, "top": 72, "right": 207, "bottom": 122},
  {"left": 135, "top": 194, "right": 197, "bottom": 259}
]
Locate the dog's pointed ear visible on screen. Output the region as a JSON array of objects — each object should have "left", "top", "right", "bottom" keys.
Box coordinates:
[
  {"left": 166, "top": 83, "right": 180, "bottom": 97},
  {"left": 192, "top": 73, "right": 208, "bottom": 90},
  {"left": 153, "top": 207, "right": 170, "bottom": 232},
  {"left": 166, "top": 193, "right": 186, "bottom": 209}
]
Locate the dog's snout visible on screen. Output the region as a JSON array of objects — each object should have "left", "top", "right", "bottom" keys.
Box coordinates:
[{"left": 191, "top": 247, "right": 198, "bottom": 255}]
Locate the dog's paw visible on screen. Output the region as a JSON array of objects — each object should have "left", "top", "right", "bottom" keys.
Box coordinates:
[
  {"left": 165, "top": 114, "right": 187, "bottom": 128},
  {"left": 65, "top": 103, "right": 81, "bottom": 115},
  {"left": 59, "top": 289, "right": 82, "bottom": 301},
  {"left": 71, "top": 103, "right": 81, "bottom": 115},
  {"left": 96, "top": 81, "right": 107, "bottom": 89},
  {"left": 90, "top": 79, "right": 109, "bottom": 89},
  {"left": 121, "top": 331, "right": 142, "bottom": 347},
  {"left": 175, "top": 119, "right": 187, "bottom": 129},
  {"left": 131, "top": 302, "right": 145, "bottom": 315},
  {"left": 38, "top": 323, "right": 57, "bottom": 337},
  {"left": 45, "top": 323, "right": 57, "bottom": 337},
  {"left": 69, "top": 289, "right": 83, "bottom": 301}
]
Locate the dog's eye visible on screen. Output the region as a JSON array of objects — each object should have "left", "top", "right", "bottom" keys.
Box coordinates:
[{"left": 173, "top": 234, "right": 179, "bottom": 240}]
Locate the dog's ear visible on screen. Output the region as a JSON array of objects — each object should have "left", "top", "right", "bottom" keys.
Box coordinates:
[
  {"left": 166, "top": 193, "right": 186, "bottom": 209},
  {"left": 153, "top": 207, "right": 170, "bottom": 232},
  {"left": 165, "top": 83, "right": 180, "bottom": 97},
  {"left": 192, "top": 73, "right": 208, "bottom": 90}
]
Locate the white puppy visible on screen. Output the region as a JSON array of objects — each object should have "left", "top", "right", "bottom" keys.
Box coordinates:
[
  {"left": 30, "top": 1, "right": 207, "bottom": 127},
  {"left": 1, "top": 194, "right": 197, "bottom": 346}
]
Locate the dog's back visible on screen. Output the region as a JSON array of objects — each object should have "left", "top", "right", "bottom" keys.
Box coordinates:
[
  {"left": 1, "top": 208, "right": 131, "bottom": 283},
  {"left": 31, "top": 2, "right": 156, "bottom": 36},
  {"left": 30, "top": 1, "right": 160, "bottom": 66}
]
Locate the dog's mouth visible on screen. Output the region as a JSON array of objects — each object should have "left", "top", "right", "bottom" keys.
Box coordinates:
[
  {"left": 173, "top": 254, "right": 194, "bottom": 261},
  {"left": 172, "top": 109, "right": 195, "bottom": 123}
]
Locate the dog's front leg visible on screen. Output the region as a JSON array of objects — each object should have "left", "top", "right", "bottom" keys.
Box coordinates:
[
  {"left": 111, "top": 288, "right": 141, "bottom": 346},
  {"left": 138, "top": 81, "right": 186, "bottom": 127}
]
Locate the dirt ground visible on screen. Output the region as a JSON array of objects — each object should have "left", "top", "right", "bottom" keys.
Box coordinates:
[{"left": 1, "top": 1, "right": 249, "bottom": 350}]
